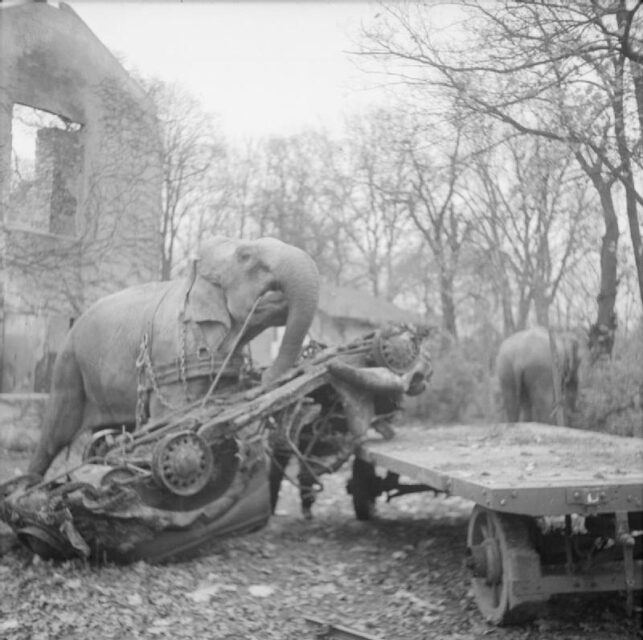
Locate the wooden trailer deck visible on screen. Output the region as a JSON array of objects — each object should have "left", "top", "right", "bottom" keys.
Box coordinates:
[{"left": 360, "top": 422, "right": 643, "bottom": 516}]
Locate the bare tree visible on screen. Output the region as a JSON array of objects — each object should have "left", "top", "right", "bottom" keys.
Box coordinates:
[
  {"left": 401, "top": 120, "right": 471, "bottom": 337},
  {"left": 357, "top": 0, "right": 643, "bottom": 356},
  {"left": 142, "top": 79, "right": 224, "bottom": 280},
  {"left": 330, "top": 109, "right": 416, "bottom": 301},
  {"left": 238, "top": 130, "right": 355, "bottom": 285},
  {"left": 467, "top": 135, "right": 595, "bottom": 333}
]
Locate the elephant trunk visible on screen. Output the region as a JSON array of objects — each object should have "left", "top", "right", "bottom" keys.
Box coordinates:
[{"left": 262, "top": 242, "right": 320, "bottom": 384}]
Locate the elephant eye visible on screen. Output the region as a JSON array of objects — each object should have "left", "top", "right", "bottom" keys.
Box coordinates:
[{"left": 236, "top": 247, "right": 255, "bottom": 265}]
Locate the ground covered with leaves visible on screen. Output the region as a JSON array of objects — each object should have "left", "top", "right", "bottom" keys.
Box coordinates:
[{"left": 0, "top": 448, "right": 640, "bottom": 640}]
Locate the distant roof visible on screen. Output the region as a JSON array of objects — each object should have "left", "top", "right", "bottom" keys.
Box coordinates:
[{"left": 318, "top": 284, "right": 422, "bottom": 324}]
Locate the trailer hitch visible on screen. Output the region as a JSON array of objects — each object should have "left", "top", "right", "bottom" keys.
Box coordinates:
[
  {"left": 346, "top": 469, "right": 437, "bottom": 503},
  {"left": 385, "top": 483, "right": 437, "bottom": 502},
  {"left": 377, "top": 471, "right": 438, "bottom": 501}
]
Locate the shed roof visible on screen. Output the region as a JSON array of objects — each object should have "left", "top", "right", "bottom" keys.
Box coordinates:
[{"left": 318, "top": 284, "right": 421, "bottom": 324}]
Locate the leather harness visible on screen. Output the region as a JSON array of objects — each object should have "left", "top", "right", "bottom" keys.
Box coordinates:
[{"left": 134, "top": 270, "right": 244, "bottom": 428}]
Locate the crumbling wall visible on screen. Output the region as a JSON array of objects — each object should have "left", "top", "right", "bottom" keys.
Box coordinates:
[{"left": 0, "top": 2, "right": 162, "bottom": 392}]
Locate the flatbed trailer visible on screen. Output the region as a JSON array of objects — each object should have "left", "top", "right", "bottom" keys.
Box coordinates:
[{"left": 350, "top": 422, "right": 643, "bottom": 625}]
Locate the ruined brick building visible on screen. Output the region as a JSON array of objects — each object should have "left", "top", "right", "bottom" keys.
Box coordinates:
[{"left": 0, "top": 2, "right": 161, "bottom": 395}]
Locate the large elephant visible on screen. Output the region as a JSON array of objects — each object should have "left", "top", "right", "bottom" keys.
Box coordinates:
[
  {"left": 28, "top": 236, "right": 320, "bottom": 476},
  {"left": 496, "top": 326, "right": 580, "bottom": 425}
]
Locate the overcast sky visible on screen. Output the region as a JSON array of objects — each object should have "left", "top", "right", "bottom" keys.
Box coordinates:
[{"left": 71, "top": 0, "right": 386, "bottom": 141}]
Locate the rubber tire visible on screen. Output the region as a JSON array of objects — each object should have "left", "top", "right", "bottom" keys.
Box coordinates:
[{"left": 350, "top": 457, "right": 378, "bottom": 521}]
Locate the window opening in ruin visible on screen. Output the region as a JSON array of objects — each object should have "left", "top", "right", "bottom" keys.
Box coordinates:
[{"left": 9, "top": 104, "right": 83, "bottom": 237}]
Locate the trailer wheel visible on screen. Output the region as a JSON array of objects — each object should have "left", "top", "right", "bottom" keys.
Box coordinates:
[
  {"left": 349, "top": 457, "right": 378, "bottom": 520},
  {"left": 466, "top": 506, "right": 545, "bottom": 625}
]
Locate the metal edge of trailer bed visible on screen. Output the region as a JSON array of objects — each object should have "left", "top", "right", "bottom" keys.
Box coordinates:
[
  {"left": 357, "top": 445, "right": 643, "bottom": 517},
  {"left": 350, "top": 422, "right": 643, "bottom": 626},
  {"left": 357, "top": 422, "right": 643, "bottom": 517}
]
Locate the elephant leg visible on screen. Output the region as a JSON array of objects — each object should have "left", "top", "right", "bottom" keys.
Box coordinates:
[
  {"left": 28, "top": 351, "right": 85, "bottom": 477},
  {"left": 518, "top": 376, "right": 533, "bottom": 422},
  {"left": 531, "top": 386, "right": 555, "bottom": 424},
  {"left": 499, "top": 371, "right": 521, "bottom": 422},
  {"left": 522, "top": 369, "right": 555, "bottom": 424}
]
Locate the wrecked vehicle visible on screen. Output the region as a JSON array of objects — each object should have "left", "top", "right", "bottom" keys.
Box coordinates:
[{"left": 0, "top": 324, "right": 430, "bottom": 563}]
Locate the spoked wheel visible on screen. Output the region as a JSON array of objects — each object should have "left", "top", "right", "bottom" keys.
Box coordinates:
[
  {"left": 152, "top": 431, "right": 214, "bottom": 496},
  {"left": 348, "top": 457, "right": 379, "bottom": 521},
  {"left": 466, "top": 505, "right": 545, "bottom": 625}
]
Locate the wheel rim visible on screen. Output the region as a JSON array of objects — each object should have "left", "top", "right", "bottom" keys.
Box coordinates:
[
  {"left": 372, "top": 326, "right": 420, "bottom": 374},
  {"left": 152, "top": 431, "right": 214, "bottom": 496},
  {"left": 350, "top": 457, "right": 378, "bottom": 520}
]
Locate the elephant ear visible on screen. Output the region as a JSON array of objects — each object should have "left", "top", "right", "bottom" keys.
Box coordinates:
[{"left": 183, "top": 273, "right": 232, "bottom": 328}]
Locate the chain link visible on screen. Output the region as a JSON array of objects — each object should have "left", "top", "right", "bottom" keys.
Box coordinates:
[
  {"left": 136, "top": 332, "right": 179, "bottom": 429},
  {"left": 179, "top": 318, "right": 189, "bottom": 402}
]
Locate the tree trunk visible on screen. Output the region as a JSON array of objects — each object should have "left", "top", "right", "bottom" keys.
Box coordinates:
[
  {"left": 629, "top": 60, "right": 643, "bottom": 142},
  {"left": 574, "top": 151, "right": 619, "bottom": 360},
  {"left": 516, "top": 291, "right": 531, "bottom": 331},
  {"left": 590, "top": 180, "right": 619, "bottom": 360},
  {"left": 494, "top": 251, "right": 515, "bottom": 335},
  {"left": 532, "top": 280, "right": 550, "bottom": 327},
  {"left": 611, "top": 25, "right": 643, "bottom": 312},
  {"left": 439, "top": 266, "right": 457, "bottom": 338},
  {"left": 500, "top": 285, "right": 515, "bottom": 336}
]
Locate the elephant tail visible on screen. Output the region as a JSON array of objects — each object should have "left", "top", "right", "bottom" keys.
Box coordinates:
[{"left": 28, "top": 342, "right": 86, "bottom": 476}]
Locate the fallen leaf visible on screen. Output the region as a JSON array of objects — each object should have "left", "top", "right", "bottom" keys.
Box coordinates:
[
  {"left": 248, "top": 584, "right": 275, "bottom": 597},
  {"left": 309, "top": 582, "right": 338, "bottom": 597},
  {"left": 187, "top": 584, "right": 221, "bottom": 603},
  {"left": 65, "top": 578, "right": 82, "bottom": 590},
  {"left": 0, "top": 620, "right": 20, "bottom": 633}
]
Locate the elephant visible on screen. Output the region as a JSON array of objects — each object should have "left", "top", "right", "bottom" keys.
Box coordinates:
[
  {"left": 496, "top": 326, "right": 580, "bottom": 425},
  {"left": 28, "top": 236, "right": 320, "bottom": 477}
]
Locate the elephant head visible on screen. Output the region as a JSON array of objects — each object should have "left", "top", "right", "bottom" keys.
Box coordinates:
[{"left": 188, "top": 236, "right": 320, "bottom": 384}]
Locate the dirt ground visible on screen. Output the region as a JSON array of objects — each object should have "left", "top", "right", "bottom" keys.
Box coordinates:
[{"left": 0, "top": 447, "right": 640, "bottom": 640}]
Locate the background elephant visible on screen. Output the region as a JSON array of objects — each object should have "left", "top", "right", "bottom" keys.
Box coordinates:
[
  {"left": 28, "top": 236, "right": 320, "bottom": 476},
  {"left": 496, "top": 326, "right": 580, "bottom": 425}
]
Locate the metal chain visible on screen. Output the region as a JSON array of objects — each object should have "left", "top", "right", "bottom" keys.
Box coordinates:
[
  {"left": 198, "top": 295, "right": 264, "bottom": 409},
  {"left": 179, "top": 319, "right": 189, "bottom": 402},
  {"left": 136, "top": 332, "right": 178, "bottom": 418}
]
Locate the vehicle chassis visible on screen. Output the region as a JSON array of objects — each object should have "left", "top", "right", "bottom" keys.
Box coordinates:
[
  {"left": 0, "top": 324, "right": 429, "bottom": 563},
  {"left": 348, "top": 422, "right": 643, "bottom": 625}
]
